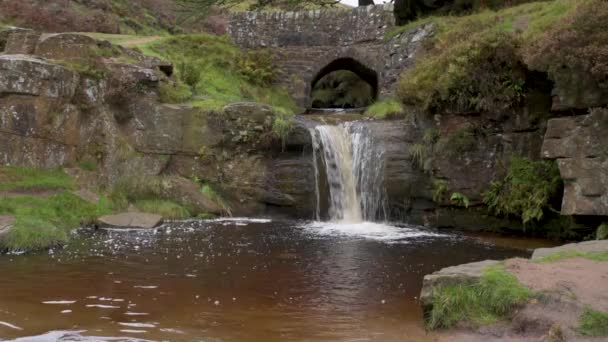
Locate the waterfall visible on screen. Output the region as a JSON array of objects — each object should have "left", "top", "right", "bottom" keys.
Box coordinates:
[{"left": 310, "top": 122, "right": 388, "bottom": 223}]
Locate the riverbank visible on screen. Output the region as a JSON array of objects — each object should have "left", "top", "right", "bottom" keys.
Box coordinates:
[{"left": 422, "top": 240, "right": 608, "bottom": 341}]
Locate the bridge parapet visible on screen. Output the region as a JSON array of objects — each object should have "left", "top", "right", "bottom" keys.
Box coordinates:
[{"left": 229, "top": 4, "right": 395, "bottom": 49}]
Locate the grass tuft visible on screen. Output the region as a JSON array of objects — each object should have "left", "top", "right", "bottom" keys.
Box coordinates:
[
  {"left": 365, "top": 99, "right": 404, "bottom": 118},
  {"left": 427, "top": 265, "right": 531, "bottom": 329},
  {"left": 0, "top": 167, "right": 73, "bottom": 192},
  {"left": 578, "top": 307, "right": 608, "bottom": 337},
  {"left": 537, "top": 250, "right": 608, "bottom": 263}
]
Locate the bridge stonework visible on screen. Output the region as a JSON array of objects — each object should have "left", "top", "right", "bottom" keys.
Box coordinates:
[{"left": 229, "top": 4, "right": 432, "bottom": 109}]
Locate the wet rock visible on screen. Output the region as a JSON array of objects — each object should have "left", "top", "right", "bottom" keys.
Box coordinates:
[
  {"left": 0, "top": 215, "right": 15, "bottom": 240},
  {"left": 531, "top": 240, "right": 608, "bottom": 261},
  {"left": 420, "top": 260, "right": 500, "bottom": 310},
  {"left": 97, "top": 212, "right": 163, "bottom": 229},
  {"left": 224, "top": 102, "right": 274, "bottom": 123},
  {"left": 541, "top": 109, "right": 608, "bottom": 216}
]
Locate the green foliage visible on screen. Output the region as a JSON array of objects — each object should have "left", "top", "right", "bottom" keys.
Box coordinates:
[
  {"left": 396, "top": 0, "right": 579, "bottom": 112},
  {"left": 524, "top": 0, "right": 608, "bottom": 90},
  {"left": 450, "top": 192, "right": 470, "bottom": 208},
  {"left": 0, "top": 167, "right": 73, "bottom": 192},
  {"left": 427, "top": 265, "right": 531, "bottom": 329},
  {"left": 537, "top": 250, "right": 608, "bottom": 263},
  {"left": 177, "top": 59, "right": 202, "bottom": 88},
  {"left": 159, "top": 81, "right": 193, "bottom": 103},
  {"left": 578, "top": 307, "right": 608, "bottom": 337},
  {"left": 409, "top": 143, "right": 426, "bottom": 169},
  {"left": 483, "top": 156, "right": 562, "bottom": 224},
  {"left": 272, "top": 114, "right": 294, "bottom": 150},
  {"left": 78, "top": 159, "right": 98, "bottom": 172},
  {"left": 134, "top": 199, "right": 191, "bottom": 220},
  {"left": 433, "top": 179, "right": 448, "bottom": 203},
  {"left": 200, "top": 183, "right": 232, "bottom": 216},
  {"left": 0, "top": 192, "right": 112, "bottom": 252},
  {"left": 148, "top": 34, "right": 297, "bottom": 114},
  {"left": 365, "top": 99, "right": 404, "bottom": 118},
  {"left": 311, "top": 70, "right": 374, "bottom": 109},
  {"left": 235, "top": 49, "right": 278, "bottom": 86},
  {"left": 597, "top": 223, "right": 608, "bottom": 240}
]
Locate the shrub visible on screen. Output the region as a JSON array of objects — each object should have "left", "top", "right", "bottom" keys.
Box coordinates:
[
  {"left": 177, "top": 59, "right": 202, "bottom": 88},
  {"left": 235, "top": 49, "right": 278, "bottom": 86},
  {"left": 396, "top": 0, "right": 578, "bottom": 113},
  {"left": 427, "top": 265, "right": 531, "bottom": 329},
  {"left": 159, "top": 81, "right": 192, "bottom": 103},
  {"left": 483, "top": 156, "right": 562, "bottom": 224},
  {"left": 433, "top": 179, "right": 449, "bottom": 203},
  {"left": 450, "top": 192, "right": 470, "bottom": 208},
  {"left": 523, "top": 0, "right": 608, "bottom": 91}
]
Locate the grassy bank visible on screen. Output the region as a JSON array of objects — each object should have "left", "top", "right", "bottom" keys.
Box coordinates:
[
  {"left": 0, "top": 167, "right": 112, "bottom": 252},
  {"left": 537, "top": 250, "right": 608, "bottom": 263},
  {"left": 396, "top": 0, "right": 583, "bottom": 112},
  {"left": 427, "top": 265, "right": 531, "bottom": 329}
]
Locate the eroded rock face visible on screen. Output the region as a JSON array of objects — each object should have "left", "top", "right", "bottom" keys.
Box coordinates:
[
  {"left": 542, "top": 109, "right": 608, "bottom": 216},
  {"left": 0, "top": 55, "right": 79, "bottom": 98},
  {"left": 0, "top": 216, "right": 15, "bottom": 241}
]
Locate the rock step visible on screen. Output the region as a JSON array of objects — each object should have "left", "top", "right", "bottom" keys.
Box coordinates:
[{"left": 97, "top": 213, "right": 163, "bottom": 229}]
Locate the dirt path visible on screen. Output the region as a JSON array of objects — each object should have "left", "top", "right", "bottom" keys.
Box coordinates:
[{"left": 120, "top": 35, "right": 163, "bottom": 47}]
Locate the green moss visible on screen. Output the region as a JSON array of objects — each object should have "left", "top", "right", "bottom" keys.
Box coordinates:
[
  {"left": 437, "top": 128, "right": 477, "bottom": 156},
  {"left": 0, "top": 167, "right": 73, "bottom": 192},
  {"left": 483, "top": 156, "right": 562, "bottom": 225},
  {"left": 578, "top": 307, "right": 608, "bottom": 337},
  {"left": 134, "top": 199, "right": 190, "bottom": 220},
  {"left": 537, "top": 250, "right": 608, "bottom": 263},
  {"left": 365, "top": 99, "right": 404, "bottom": 118},
  {"left": 0, "top": 192, "right": 112, "bottom": 252},
  {"left": 427, "top": 265, "right": 531, "bottom": 329}
]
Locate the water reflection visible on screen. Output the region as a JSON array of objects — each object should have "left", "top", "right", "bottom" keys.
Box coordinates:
[{"left": 0, "top": 219, "right": 543, "bottom": 341}]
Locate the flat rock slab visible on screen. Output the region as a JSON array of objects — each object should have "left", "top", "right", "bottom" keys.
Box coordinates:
[
  {"left": 420, "top": 259, "right": 500, "bottom": 308},
  {"left": 72, "top": 189, "right": 99, "bottom": 204},
  {"left": 97, "top": 213, "right": 163, "bottom": 229},
  {"left": 531, "top": 240, "right": 608, "bottom": 260},
  {"left": 0, "top": 215, "right": 15, "bottom": 238}
]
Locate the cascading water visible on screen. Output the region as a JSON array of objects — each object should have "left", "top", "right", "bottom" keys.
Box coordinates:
[{"left": 310, "top": 122, "right": 388, "bottom": 223}]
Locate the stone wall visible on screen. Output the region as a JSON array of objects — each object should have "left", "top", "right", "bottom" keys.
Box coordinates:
[
  {"left": 542, "top": 109, "right": 608, "bottom": 216},
  {"left": 229, "top": 4, "right": 395, "bottom": 48},
  {"left": 228, "top": 5, "right": 430, "bottom": 108}
]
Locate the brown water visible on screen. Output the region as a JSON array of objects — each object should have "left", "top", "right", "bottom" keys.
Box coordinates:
[{"left": 0, "top": 219, "right": 549, "bottom": 341}]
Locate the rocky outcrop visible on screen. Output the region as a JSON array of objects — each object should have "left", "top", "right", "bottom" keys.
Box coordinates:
[
  {"left": 97, "top": 213, "right": 163, "bottom": 229},
  {"left": 542, "top": 109, "right": 608, "bottom": 216},
  {"left": 532, "top": 240, "right": 608, "bottom": 260}
]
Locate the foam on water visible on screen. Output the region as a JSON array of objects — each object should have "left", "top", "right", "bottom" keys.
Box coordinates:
[{"left": 302, "top": 221, "right": 445, "bottom": 243}]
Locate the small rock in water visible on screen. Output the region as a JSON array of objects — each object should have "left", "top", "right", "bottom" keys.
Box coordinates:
[{"left": 214, "top": 300, "right": 220, "bottom": 306}]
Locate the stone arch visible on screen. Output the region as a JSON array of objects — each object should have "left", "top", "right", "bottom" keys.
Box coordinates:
[{"left": 306, "top": 50, "right": 382, "bottom": 108}]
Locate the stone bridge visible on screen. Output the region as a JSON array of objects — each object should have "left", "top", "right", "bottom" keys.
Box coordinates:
[{"left": 229, "top": 4, "right": 431, "bottom": 109}]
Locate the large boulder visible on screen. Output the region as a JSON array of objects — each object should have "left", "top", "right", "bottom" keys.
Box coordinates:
[
  {"left": 4, "top": 31, "right": 40, "bottom": 54},
  {"left": 0, "top": 55, "right": 79, "bottom": 98},
  {"left": 0, "top": 27, "right": 33, "bottom": 53},
  {"left": 541, "top": 109, "right": 608, "bottom": 216},
  {"left": 98, "top": 212, "right": 163, "bottom": 229},
  {"left": 35, "top": 33, "right": 99, "bottom": 61}
]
